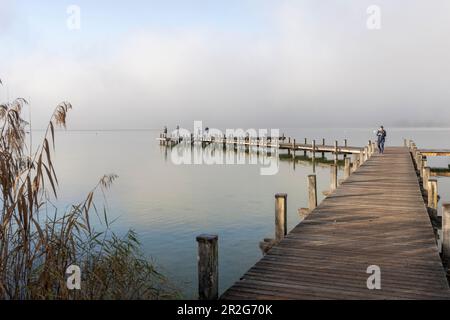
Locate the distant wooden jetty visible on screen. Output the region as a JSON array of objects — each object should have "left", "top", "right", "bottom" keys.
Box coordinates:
[
  {"left": 158, "top": 133, "right": 450, "bottom": 299},
  {"left": 157, "top": 133, "right": 366, "bottom": 159}
]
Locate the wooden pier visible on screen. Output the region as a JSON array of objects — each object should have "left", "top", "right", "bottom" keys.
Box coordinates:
[
  {"left": 419, "top": 149, "right": 450, "bottom": 157},
  {"left": 221, "top": 146, "right": 450, "bottom": 300},
  {"left": 158, "top": 134, "right": 365, "bottom": 157}
]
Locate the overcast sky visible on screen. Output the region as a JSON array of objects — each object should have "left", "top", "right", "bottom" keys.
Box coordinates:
[{"left": 1, "top": 0, "right": 450, "bottom": 130}]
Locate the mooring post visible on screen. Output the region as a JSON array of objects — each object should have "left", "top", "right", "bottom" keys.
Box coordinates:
[
  {"left": 322, "top": 138, "right": 326, "bottom": 158},
  {"left": 196, "top": 234, "right": 219, "bottom": 300},
  {"left": 312, "top": 140, "right": 316, "bottom": 161},
  {"left": 442, "top": 203, "right": 450, "bottom": 265},
  {"left": 334, "top": 141, "right": 338, "bottom": 162},
  {"left": 275, "top": 194, "right": 288, "bottom": 242},
  {"left": 308, "top": 175, "right": 318, "bottom": 211},
  {"left": 359, "top": 150, "right": 364, "bottom": 166},
  {"left": 344, "top": 158, "right": 351, "bottom": 179},
  {"left": 368, "top": 141, "right": 372, "bottom": 157},
  {"left": 292, "top": 139, "right": 296, "bottom": 158},
  {"left": 428, "top": 179, "right": 438, "bottom": 209},
  {"left": 352, "top": 154, "right": 359, "bottom": 172},
  {"left": 404, "top": 138, "right": 408, "bottom": 147},
  {"left": 304, "top": 138, "right": 307, "bottom": 156},
  {"left": 330, "top": 164, "right": 338, "bottom": 191},
  {"left": 423, "top": 167, "right": 431, "bottom": 191}
]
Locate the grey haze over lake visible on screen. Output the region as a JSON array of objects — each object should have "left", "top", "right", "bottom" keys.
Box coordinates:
[{"left": 1, "top": 0, "right": 450, "bottom": 130}]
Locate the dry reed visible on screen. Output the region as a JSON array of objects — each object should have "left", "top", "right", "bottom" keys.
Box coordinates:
[{"left": 0, "top": 79, "right": 178, "bottom": 300}]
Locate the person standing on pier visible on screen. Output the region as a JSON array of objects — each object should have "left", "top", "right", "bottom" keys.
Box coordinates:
[{"left": 376, "top": 126, "right": 387, "bottom": 154}]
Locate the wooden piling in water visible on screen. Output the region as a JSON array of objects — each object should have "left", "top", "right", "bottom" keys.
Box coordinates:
[
  {"left": 334, "top": 141, "right": 338, "bottom": 162},
  {"left": 312, "top": 140, "right": 316, "bottom": 161},
  {"left": 308, "top": 175, "right": 318, "bottom": 211},
  {"left": 304, "top": 138, "right": 307, "bottom": 156},
  {"left": 352, "top": 154, "right": 359, "bottom": 172},
  {"left": 442, "top": 203, "right": 450, "bottom": 266},
  {"left": 344, "top": 158, "right": 351, "bottom": 179},
  {"left": 196, "top": 234, "right": 219, "bottom": 300},
  {"left": 330, "top": 164, "right": 338, "bottom": 191},
  {"left": 428, "top": 179, "right": 438, "bottom": 209},
  {"left": 275, "top": 194, "right": 288, "bottom": 242},
  {"left": 292, "top": 139, "right": 296, "bottom": 158},
  {"left": 322, "top": 138, "right": 325, "bottom": 158}
]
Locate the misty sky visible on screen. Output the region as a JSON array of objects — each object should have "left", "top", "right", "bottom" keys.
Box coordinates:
[{"left": 1, "top": 0, "right": 450, "bottom": 130}]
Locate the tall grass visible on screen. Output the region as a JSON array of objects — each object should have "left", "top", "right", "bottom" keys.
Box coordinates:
[{"left": 0, "top": 80, "right": 178, "bottom": 299}]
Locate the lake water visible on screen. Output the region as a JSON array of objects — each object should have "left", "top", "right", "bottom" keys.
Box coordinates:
[{"left": 43, "top": 127, "right": 450, "bottom": 298}]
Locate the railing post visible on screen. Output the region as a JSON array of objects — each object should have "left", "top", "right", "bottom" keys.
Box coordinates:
[
  {"left": 418, "top": 154, "right": 423, "bottom": 177},
  {"left": 308, "top": 175, "right": 318, "bottom": 211},
  {"left": 352, "top": 154, "right": 359, "bottom": 172},
  {"left": 344, "top": 139, "right": 348, "bottom": 148},
  {"left": 275, "top": 194, "right": 288, "bottom": 242},
  {"left": 196, "top": 234, "right": 219, "bottom": 300},
  {"left": 423, "top": 167, "right": 431, "bottom": 191},
  {"left": 404, "top": 138, "right": 408, "bottom": 147},
  {"left": 428, "top": 179, "right": 438, "bottom": 209},
  {"left": 422, "top": 157, "right": 428, "bottom": 170},
  {"left": 442, "top": 203, "right": 450, "bottom": 265},
  {"left": 344, "top": 158, "right": 351, "bottom": 179}
]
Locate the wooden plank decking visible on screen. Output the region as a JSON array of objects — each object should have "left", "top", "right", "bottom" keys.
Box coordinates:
[{"left": 222, "top": 147, "right": 450, "bottom": 300}]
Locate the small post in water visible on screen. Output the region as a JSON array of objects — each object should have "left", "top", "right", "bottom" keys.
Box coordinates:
[
  {"left": 344, "top": 158, "right": 351, "bottom": 179},
  {"left": 304, "top": 138, "right": 307, "bottom": 157},
  {"left": 330, "top": 164, "right": 338, "bottom": 191},
  {"left": 275, "top": 194, "right": 288, "bottom": 242},
  {"left": 312, "top": 140, "right": 316, "bottom": 162},
  {"left": 334, "top": 141, "right": 338, "bottom": 162},
  {"left": 308, "top": 175, "right": 318, "bottom": 211},
  {"left": 352, "top": 154, "right": 359, "bottom": 172},
  {"left": 442, "top": 203, "right": 450, "bottom": 266},
  {"left": 196, "top": 234, "right": 219, "bottom": 300},
  {"left": 322, "top": 138, "right": 326, "bottom": 158}
]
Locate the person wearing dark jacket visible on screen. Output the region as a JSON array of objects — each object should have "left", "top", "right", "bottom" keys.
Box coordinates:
[{"left": 376, "top": 126, "right": 387, "bottom": 154}]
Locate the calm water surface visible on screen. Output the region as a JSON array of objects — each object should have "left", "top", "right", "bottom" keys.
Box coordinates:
[{"left": 43, "top": 128, "right": 450, "bottom": 298}]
